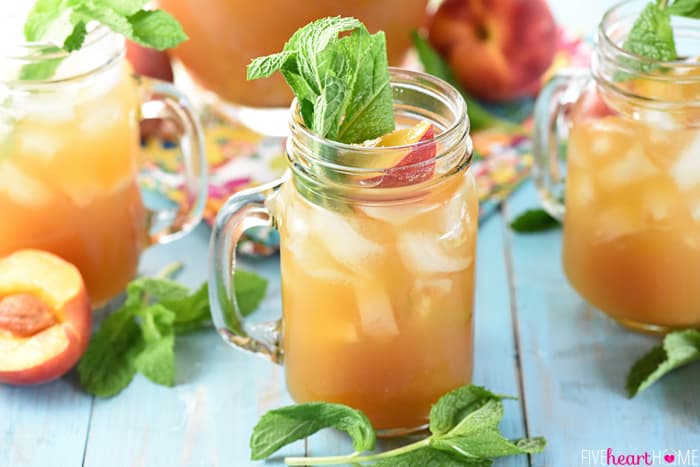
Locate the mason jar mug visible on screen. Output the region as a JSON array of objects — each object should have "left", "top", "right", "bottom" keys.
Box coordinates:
[
  {"left": 209, "top": 68, "right": 478, "bottom": 432},
  {"left": 534, "top": 0, "right": 700, "bottom": 332}
]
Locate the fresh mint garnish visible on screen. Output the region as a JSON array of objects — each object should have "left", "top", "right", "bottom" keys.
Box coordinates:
[
  {"left": 250, "top": 384, "right": 545, "bottom": 466},
  {"left": 510, "top": 208, "right": 561, "bottom": 233},
  {"left": 77, "top": 267, "right": 267, "bottom": 397},
  {"left": 626, "top": 329, "right": 700, "bottom": 397},
  {"left": 247, "top": 17, "right": 394, "bottom": 144},
  {"left": 21, "top": 0, "right": 187, "bottom": 81},
  {"left": 622, "top": 0, "right": 700, "bottom": 67}
]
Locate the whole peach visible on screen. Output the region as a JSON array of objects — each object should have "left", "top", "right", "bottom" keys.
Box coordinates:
[{"left": 429, "top": 0, "right": 557, "bottom": 102}]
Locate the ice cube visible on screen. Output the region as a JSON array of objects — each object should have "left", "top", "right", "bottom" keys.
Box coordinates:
[
  {"left": 0, "top": 160, "right": 51, "bottom": 207},
  {"left": 688, "top": 199, "right": 700, "bottom": 221},
  {"left": 354, "top": 281, "right": 399, "bottom": 338},
  {"left": 644, "top": 189, "right": 674, "bottom": 222},
  {"left": 358, "top": 203, "right": 431, "bottom": 226},
  {"left": 568, "top": 174, "right": 595, "bottom": 207},
  {"left": 311, "top": 206, "right": 383, "bottom": 273},
  {"left": 669, "top": 135, "right": 700, "bottom": 191},
  {"left": 594, "top": 206, "right": 645, "bottom": 243},
  {"left": 598, "top": 146, "right": 658, "bottom": 189},
  {"left": 410, "top": 279, "right": 453, "bottom": 319},
  {"left": 399, "top": 232, "right": 472, "bottom": 275},
  {"left": 15, "top": 94, "right": 75, "bottom": 124},
  {"left": 19, "top": 129, "right": 61, "bottom": 162},
  {"left": 638, "top": 109, "right": 678, "bottom": 130},
  {"left": 591, "top": 136, "right": 613, "bottom": 157},
  {"left": 80, "top": 99, "right": 124, "bottom": 133}
]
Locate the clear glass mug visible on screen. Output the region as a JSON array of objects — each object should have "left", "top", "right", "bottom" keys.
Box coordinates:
[
  {"left": 533, "top": 0, "right": 700, "bottom": 332},
  {"left": 0, "top": 26, "right": 207, "bottom": 306},
  {"left": 209, "top": 69, "right": 477, "bottom": 432},
  {"left": 155, "top": 0, "right": 428, "bottom": 135}
]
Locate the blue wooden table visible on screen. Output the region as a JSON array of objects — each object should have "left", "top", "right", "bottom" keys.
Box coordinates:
[{"left": 3, "top": 182, "right": 699, "bottom": 467}]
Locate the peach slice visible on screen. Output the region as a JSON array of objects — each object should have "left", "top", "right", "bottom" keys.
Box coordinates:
[
  {"left": 0, "top": 250, "right": 91, "bottom": 385},
  {"left": 359, "top": 120, "right": 437, "bottom": 188}
]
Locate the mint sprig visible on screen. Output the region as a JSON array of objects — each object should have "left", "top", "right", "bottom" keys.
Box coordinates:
[
  {"left": 510, "top": 208, "right": 561, "bottom": 233},
  {"left": 250, "top": 385, "right": 545, "bottom": 466},
  {"left": 622, "top": 0, "right": 700, "bottom": 66},
  {"left": 21, "top": 0, "right": 187, "bottom": 80},
  {"left": 247, "top": 17, "right": 394, "bottom": 144},
  {"left": 77, "top": 268, "right": 267, "bottom": 397},
  {"left": 626, "top": 329, "right": 700, "bottom": 397}
]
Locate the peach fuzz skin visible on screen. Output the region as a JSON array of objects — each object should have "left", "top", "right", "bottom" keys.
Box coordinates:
[
  {"left": 0, "top": 250, "right": 91, "bottom": 385},
  {"left": 428, "top": 0, "right": 557, "bottom": 102}
]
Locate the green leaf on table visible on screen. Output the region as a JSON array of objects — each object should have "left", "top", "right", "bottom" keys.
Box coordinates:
[
  {"left": 433, "top": 431, "right": 546, "bottom": 459},
  {"left": 247, "top": 17, "right": 394, "bottom": 144},
  {"left": 250, "top": 402, "right": 375, "bottom": 460},
  {"left": 626, "top": 329, "right": 700, "bottom": 397},
  {"left": 77, "top": 304, "right": 143, "bottom": 397},
  {"left": 510, "top": 208, "right": 560, "bottom": 233},
  {"left": 78, "top": 270, "right": 268, "bottom": 397},
  {"left": 668, "top": 0, "right": 700, "bottom": 18},
  {"left": 372, "top": 447, "right": 494, "bottom": 467},
  {"left": 429, "top": 385, "right": 508, "bottom": 436},
  {"left": 410, "top": 30, "right": 518, "bottom": 132}
]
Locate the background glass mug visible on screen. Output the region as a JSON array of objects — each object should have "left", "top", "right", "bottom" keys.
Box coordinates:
[
  {"left": 0, "top": 25, "right": 207, "bottom": 307},
  {"left": 210, "top": 69, "right": 477, "bottom": 432},
  {"left": 156, "top": 0, "right": 428, "bottom": 135},
  {"left": 533, "top": 0, "right": 700, "bottom": 332}
]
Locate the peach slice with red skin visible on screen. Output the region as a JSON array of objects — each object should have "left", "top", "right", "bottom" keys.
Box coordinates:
[
  {"left": 360, "top": 120, "right": 437, "bottom": 188},
  {"left": 0, "top": 250, "right": 91, "bottom": 385}
]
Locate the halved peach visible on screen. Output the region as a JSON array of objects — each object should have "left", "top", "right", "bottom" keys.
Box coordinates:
[
  {"left": 0, "top": 250, "right": 91, "bottom": 385},
  {"left": 359, "top": 120, "right": 437, "bottom": 188}
]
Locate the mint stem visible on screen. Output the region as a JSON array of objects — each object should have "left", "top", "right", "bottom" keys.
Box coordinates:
[
  {"left": 658, "top": 0, "right": 668, "bottom": 9},
  {"left": 156, "top": 262, "right": 184, "bottom": 280},
  {"left": 285, "top": 438, "right": 431, "bottom": 466}
]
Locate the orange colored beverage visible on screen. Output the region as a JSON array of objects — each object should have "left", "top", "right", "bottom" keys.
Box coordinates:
[
  {"left": 0, "top": 64, "right": 146, "bottom": 306},
  {"left": 275, "top": 167, "right": 477, "bottom": 430},
  {"left": 563, "top": 82, "right": 700, "bottom": 331},
  {"left": 157, "top": 0, "right": 428, "bottom": 107}
]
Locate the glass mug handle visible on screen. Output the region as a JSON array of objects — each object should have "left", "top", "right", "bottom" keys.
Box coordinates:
[
  {"left": 532, "top": 71, "right": 589, "bottom": 220},
  {"left": 135, "top": 76, "right": 208, "bottom": 244},
  {"left": 209, "top": 177, "right": 286, "bottom": 364}
]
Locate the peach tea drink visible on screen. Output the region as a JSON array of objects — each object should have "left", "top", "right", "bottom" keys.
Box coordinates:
[
  {"left": 0, "top": 25, "right": 207, "bottom": 306},
  {"left": 534, "top": 0, "right": 700, "bottom": 331},
  {"left": 210, "top": 69, "right": 476, "bottom": 431}
]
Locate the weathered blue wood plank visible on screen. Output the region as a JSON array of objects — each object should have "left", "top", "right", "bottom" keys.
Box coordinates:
[
  {"left": 306, "top": 209, "right": 531, "bottom": 467},
  {"left": 505, "top": 182, "right": 700, "bottom": 467},
  {"left": 82, "top": 225, "right": 298, "bottom": 467},
  {"left": 0, "top": 378, "right": 92, "bottom": 467}
]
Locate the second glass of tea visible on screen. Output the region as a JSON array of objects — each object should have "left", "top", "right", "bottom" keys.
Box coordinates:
[
  {"left": 209, "top": 69, "right": 477, "bottom": 432},
  {"left": 534, "top": 0, "right": 700, "bottom": 332}
]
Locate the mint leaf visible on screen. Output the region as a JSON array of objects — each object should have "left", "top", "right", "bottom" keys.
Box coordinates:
[
  {"left": 127, "top": 10, "right": 188, "bottom": 51},
  {"left": 18, "top": 56, "right": 62, "bottom": 81},
  {"left": 623, "top": 2, "right": 677, "bottom": 64},
  {"left": 372, "top": 448, "right": 493, "bottom": 466},
  {"left": 429, "top": 385, "right": 508, "bottom": 436},
  {"left": 250, "top": 402, "right": 375, "bottom": 460},
  {"left": 432, "top": 431, "right": 546, "bottom": 459},
  {"left": 127, "top": 277, "right": 190, "bottom": 304},
  {"left": 247, "top": 17, "right": 394, "bottom": 143},
  {"left": 510, "top": 208, "right": 560, "bottom": 233},
  {"left": 668, "top": 0, "right": 700, "bottom": 18},
  {"left": 22, "top": 0, "right": 186, "bottom": 80},
  {"left": 133, "top": 304, "right": 176, "bottom": 386},
  {"left": 78, "top": 304, "right": 143, "bottom": 397},
  {"left": 234, "top": 269, "right": 269, "bottom": 317},
  {"left": 626, "top": 329, "right": 700, "bottom": 397}
]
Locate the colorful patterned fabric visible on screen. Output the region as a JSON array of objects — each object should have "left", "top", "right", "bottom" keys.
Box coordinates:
[{"left": 140, "top": 28, "right": 591, "bottom": 256}]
